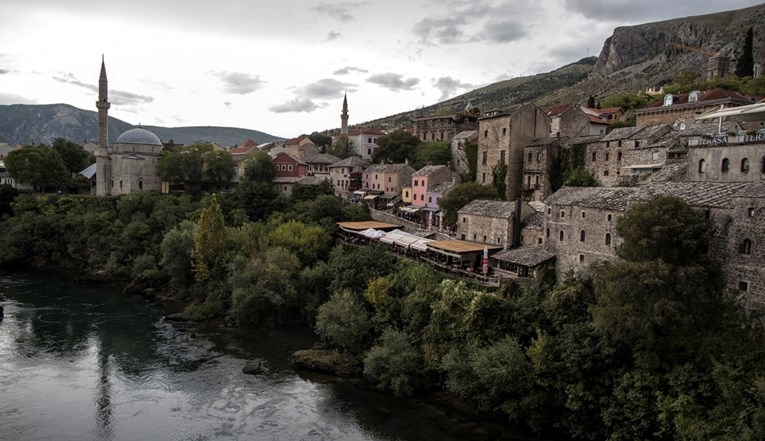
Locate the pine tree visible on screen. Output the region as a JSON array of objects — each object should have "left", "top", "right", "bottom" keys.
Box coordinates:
[{"left": 735, "top": 27, "right": 754, "bottom": 77}]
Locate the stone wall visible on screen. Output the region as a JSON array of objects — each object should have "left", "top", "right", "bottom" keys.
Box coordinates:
[
  {"left": 687, "top": 143, "right": 765, "bottom": 182},
  {"left": 457, "top": 213, "right": 514, "bottom": 247},
  {"left": 584, "top": 141, "right": 624, "bottom": 186},
  {"left": 523, "top": 142, "right": 558, "bottom": 200},
  {"left": 544, "top": 204, "right": 623, "bottom": 277}
]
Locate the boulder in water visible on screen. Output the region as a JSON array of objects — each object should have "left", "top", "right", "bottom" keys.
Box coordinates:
[{"left": 243, "top": 360, "right": 269, "bottom": 375}]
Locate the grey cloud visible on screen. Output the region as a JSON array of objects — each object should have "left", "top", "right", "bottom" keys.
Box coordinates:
[
  {"left": 433, "top": 76, "right": 474, "bottom": 101},
  {"left": 269, "top": 97, "right": 321, "bottom": 113},
  {"left": 223, "top": 101, "right": 232, "bottom": 108},
  {"left": 562, "top": 0, "right": 761, "bottom": 21},
  {"left": 333, "top": 66, "right": 369, "bottom": 75},
  {"left": 413, "top": 17, "right": 467, "bottom": 45},
  {"left": 367, "top": 73, "right": 420, "bottom": 92},
  {"left": 478, "top": 18, "right": 527, "bottom": 43},
  {"left": 301, "top": 78, "right": 357, "bottom": 99},
  {"left": 312, "top": 2, "right": 365, "bottom": 22},
  {"left": 52, "top": 72, "right": 153, "bottom": 105},
  {"left": 0, "top": 91, "right": 36, "bottom": 104},
  {"left": 325, "top": 31, "right": 342, "bottom": 41},
  {"left": 217, "top": 71, "right": 264, "bottom": 94},
  {"left": 0, "top": 68, "right": 9, "bottom": 75}
]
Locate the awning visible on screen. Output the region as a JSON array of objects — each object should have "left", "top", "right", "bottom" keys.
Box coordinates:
[
  {"left": 363, "top": 195, "right": 379, "bottom": 200},
  {"left": 399, "top": 206, "right": 420, "bottom": 213},
  {"left": 379, "top": 229, "right": 434, "bottom": 250},
  {"left": 353, "top": 190, "right": 366, "bottom": 195}
]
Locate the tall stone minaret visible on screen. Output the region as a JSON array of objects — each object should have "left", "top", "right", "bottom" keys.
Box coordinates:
[
  {"left": 94, "top": 56, "right": 112, "bottom": 196},
  {"left": 96, "top": 55, "right": 110, "bottom": 148},
  {"left": 340, "top": 93, "right": 349, "bottom": 135}
]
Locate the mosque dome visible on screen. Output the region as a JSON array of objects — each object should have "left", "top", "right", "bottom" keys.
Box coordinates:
[{"left": 116, "top": 128, "right": 162, "bottom": 146}]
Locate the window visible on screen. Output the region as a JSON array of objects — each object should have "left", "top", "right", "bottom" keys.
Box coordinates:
[
  {"left": 739, "top": 281, "right": 749, "bottom": 292},
  {"left": 607, "top": 214, "right": 612, "bottom": 221},
  {"left": 138, "top": 180, "right": 143, "bottom": 190},
  {"left": 617, "top": 151, "right": 622, "bottom": 161},
  {"left": 581, "top": 211, "right": 586, "bottom": 219},
  {"left": 462, "top": 217, "right": 466, "bottom": 223},
  {"left": 579, "top": 254, "right": 584, "bottom": 262},
  {"left": 288, "top": 165, "right": 293, "bottom": 171},
  {"left": 483, "top": 235, "right": 487, "bottom": 242},
  {"left": 538, "top": 238, "right": 543, "bottom": 244},
  {"left": 761, "top": 156, "right": 765, "bottom": 173},
  {"left": 368, "top": 137, "right": 372, "bottom": 143},
  {"left": 535, "top": 175, "right": 540, "bottom": 185},
  {"left": 502, "top": 127, "right": 507, "bottom": 135},
  {"left": 560, "top": 210, "right": 565, "bottom": 219},
  {"left": 428, "top": 196, "right": 432, "bottom": 203},
  {"left": 367, "top": 149, "right": 372, "bottom": 155},
  {"left": 546, "top": 228, "right": 550, "bottom": 238},
  {"left": 528, "top": 152, "right": 533, "bottom": 163},
  {"left": 605, "top": 152, "right": 609, "bottom": 161},
  {"left": 635, "top": 141, "right": 640, "bottom": 148},
  {"left": 484, "top": 130, "right": 488, "bottom": 138},
  {"left": 579, "top": 230, "right": 586, "bottom": 242},
  {"left": 497, "top": 238, "right": 501, "bottom": 244},
  {"left": 119, "top": 180, "right": 123, "bottom": 189},
  {"left": 698, "top": 159, "right": 706, "bottom": 173},
  {"left": 482, "top": 173, "right": 486, "bottom": 183},
  {"left": 547, "top": 207, "right": 551, "bottom": 214},
  {"left": 482, "top": 151, "right": 487, "bottom": 165},
  {"left": 742, "top": 158, "right": 750, "bottom": 173},
  {"left": 421, "top": 194, "right": 424, "bottom": 201},
  {"left": 559, "top": 231, "right": 564, "bottom": 241},
  {"left": 461, "top": 234, "right": 465, "bottom": 240},
  {"left": 604, "top": 170, "right": 609, "bottom": 176},
  {"left": 592, "top": 152, "right": 597, "bottom": 162},
  {"left": 740, "top": 239, "right": 753, "bottom": 255},
  {"left": 388, "top": 177, "right": 391, "bottom": 182},
  {"left": 749, "top": 207, "right": 755, "bottom": 217},
  {"left": 722, "top": 158, "right": 730, "bottom": 173},
  {"left": 605, "top": 233, "right": 612, "bottom": 246},
  {"left": 618, "top": 140, "right": 622, "bottom": 147}
]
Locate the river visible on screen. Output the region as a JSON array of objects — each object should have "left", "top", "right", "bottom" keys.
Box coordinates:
[{"left": 0, "top": 271, "right": 542, "bottom": 441}]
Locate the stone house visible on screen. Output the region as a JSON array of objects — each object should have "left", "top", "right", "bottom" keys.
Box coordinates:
[
  {"left": 477, "top": 103, "right": 551, "bottom": 200},
  {"left": 635, "top": 89, "right": 755, "bottom": 128},
  {"left": 305, "top": 153, "right": 341, "bottom": 177},
  {"left": 451, "top": 130, "right": 478, "bottom": 176},
  {"left": 686, "top": 133, "right": 765, "bottom": 183},
  {"left": 284, "top": 136, "right": 319, "bottom": 160},
  {"left": 362, "top": 163, "right": 416, "bottom": 198},
  {"left": 522, "top": 137, "right": 563, "bottom": 201},
  {"left": 414, "top": 113, "right": 479, "bottom": 143},
  {"left": 229, "top": 140, "right": 259, "bottom": 164},
  {"left": 547, "top": 103, "right": 609, "bottom": 138},
  {"left": 411, "top": 165, "right": 458, "bottom": 208},
  {"left": 329, "top": 156, "right": 369, "bottom": 197},
  {"left": 544, "top": 187, "right": 632, "bottom": 277},
  {"left": 456, "top": 199, "right": 534, "bottom": 249},
  {"left": 272, "top": 152, "right": 309, "bottom": 197},
  {"left": 491, "top": 245, "right": 555, "bottom": 279},
  {"left": 347, "top": 128, "right": 384, "bottom": 160}
]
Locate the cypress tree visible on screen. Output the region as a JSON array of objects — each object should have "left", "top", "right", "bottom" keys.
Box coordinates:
[{"left": 735, "top": 27, "right": 754, "bottom": 77}]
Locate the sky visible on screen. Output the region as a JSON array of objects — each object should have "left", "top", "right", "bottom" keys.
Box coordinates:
[{"left": 0, "top": 0, "right": 762, "bottom": 139}]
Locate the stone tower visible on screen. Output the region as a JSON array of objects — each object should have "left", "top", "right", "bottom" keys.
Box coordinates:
[
  {"left": 95, "top": 56, "right": 112, "bottom": 196},
  {"left": 340, "top": 93, "right": 349, "bottom": 135}
]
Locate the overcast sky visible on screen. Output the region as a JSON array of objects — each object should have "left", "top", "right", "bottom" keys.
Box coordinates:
[{"left": 0, "top": 0, "right": 761, "bottom": 139}]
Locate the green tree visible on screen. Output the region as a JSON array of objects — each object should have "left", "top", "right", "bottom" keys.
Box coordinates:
[
  {"left": 413, "top": 141, "right": 451, "bottom": 169},
  {"left": 372, "top": 130, "right": 421, "bottom": 164},
  {"left": 326, "top": 136, "right": 353, "bottom": 159},
  {"left": 159, "top": 219, "right": 195, "bottom": 287},
  {"left": 736, "top": 28, "right": 755, "bottom": 78},
  {"left": 308, "top": 132, "right": 333, "bottom": 149},
  {"left": 191, "top": 194, "right": 227, "bottom": 283},
  {"left": 437, "top": 181, "right": 497, "bottom": 228},
  {"left": 363, "top": 328, "right": 424, "bottom": 397},
  {"left": 203, "top": 150, "right": 235, "bottom": 185},
  {"left": 5, "top": 145, "right": 70, "bottom": 192},
  {"left": 157, "top": 142, "right": 213, "bottom": 191},
  {"left": 267, "top": 220, "right": 331, "bottom": 266},
  {"left": 52, "top": 138, "right": 93, "bottom": 174},
  {"left": 242, "top": 151, "right": 276, "bottom": 183},
  {"left": 586, "top": 95, "right": 596, "bottom": 108},
  {"left": 563, "top": 167, "right": 597, "bottom": 187},
  {"left": 491, "top": 162, "right": 507, "bottom": 200},
  {"left": 315, "top": 289, "right": 373, "bottom": 352}
]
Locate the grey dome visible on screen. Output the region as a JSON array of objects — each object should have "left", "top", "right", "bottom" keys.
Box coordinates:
[{"left": 116, "top": 128, "right": 162, "bottom": 146}]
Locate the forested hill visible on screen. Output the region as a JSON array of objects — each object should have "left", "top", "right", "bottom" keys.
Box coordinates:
[{"left": 0, "top": 103, "right": 284, "bottom": 146}]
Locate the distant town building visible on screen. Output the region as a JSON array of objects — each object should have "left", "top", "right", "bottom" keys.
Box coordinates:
[
  {"left": 635, "top": 89, "right": 755, "bottom": 127},
  {"left": 413, "top": 113, "right": 478, "bottom": 143}
]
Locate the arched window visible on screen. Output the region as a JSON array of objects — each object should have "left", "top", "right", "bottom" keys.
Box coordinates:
[
  {"left": 663, "top": 94, "right": 674, "bottom": 106},
  {"left": 559, "top": 231, "right": 564, "bottom": 241},
  {"left": 698, "top": 159, "right": 706, "bottom": 173},
  {"left": 742, "top": 158, "right": 750, "bottom": 173},
  {"left": 605, "top": 233, "right": 612, "bottom": 246},
  {"left": 740, "top": 239, "right": 753, "bottom": 255},
  {"left": 138, "top": 180, "right": 143, "bottom": 190},
  {"left": 721, "top": 158, "right": 730, "bottom": 173},
  {"left": 579, "top": 230, "right": 586, "bottom": 242}
]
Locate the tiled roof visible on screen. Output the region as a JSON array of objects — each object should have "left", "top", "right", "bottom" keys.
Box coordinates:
[
  {"left": 599, "top": 107, "right": 622, "bottom": 115},
  {"left": 545, "top": 187, "right": 638, "bottom": 211},
  {"left": 492, "top": 245, "right": 555, "bottom": 267},
  {"left": 528, "top": 137, "right": 563, "bottom": 147},
  {"left": 547, "top": 103, "right": 574, "bottom": 117},
  {"left": 601, "top": 127, "right": 645, "bottom": 141},
  {"left": 568, "top": 134, "right": 605, "bottom": 145},
  {"left": 634, "top": 124, "right": 673, "bottom": 140},
  {"left": 528, "top": 200, "right": 546, "bottom": 212},
  {"left": 458, "top": 199, "right": 516, "bottom": 218},
  {"left": 229, "top": 145, "right": 258, "bottom": 155},
  {"left": 347, "top": 128, "right": 385, "bottom": 136},
  {"left": 522, "top": 210, "right": 544, "bottom": 229},
  {"left": 735, "top": 181, "right": 765, "bottom": 198},
  {"left": 365, "top": 163, "right": 412, "bottom": 174},
  {"left": 275, "top": 152, "right": 307, "bottom": 165},
  {"left": 587, "top": 114, "right": 610, "bottom": 125},
  {"left": 296, "top": 176, "right": 330, "bottom": 186},
  {"left": 428, "top": 180, "right": 457, "bottom": 194},
  {"left": 413, "top": 164, "right": 448, "bottom": 177},
  {"left": 305, "top": 153, "right": 341, "bottom": 164},
  {"left": 640, "top": 89, "right": 755, "bottom": 110},
  {"left": 634, "top": 182, "right": 751, "bottom": 209},
  {"left": 453, "top": 130, "right": 478, "bottom": 140},
  {"left": 642, "top": 162, "right": 687, "bottom": 183},
  {"left": 329, "top": 156, "right": 370, "bottom": 168}
]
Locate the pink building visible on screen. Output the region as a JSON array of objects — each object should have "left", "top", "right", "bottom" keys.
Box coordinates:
[{"left": 411, "top": 165, "right": 458, "bottom": 208}]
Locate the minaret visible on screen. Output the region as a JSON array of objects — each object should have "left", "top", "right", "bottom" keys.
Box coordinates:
[
  {"left": 94, "top": 56, "right": 112, "bottom": 196},
  {"left": 96, "top": 55, "right": 110, "bottom": 148},
  {"left": 340, "top": 93, "right": 349, "bottom": 135}
]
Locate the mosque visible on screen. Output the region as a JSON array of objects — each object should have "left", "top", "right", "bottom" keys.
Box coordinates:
[{"left": 94, "top": 58, "right": 163, "bottom": 196}]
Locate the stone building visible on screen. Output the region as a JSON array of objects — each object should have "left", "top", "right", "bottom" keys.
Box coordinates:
[
  {"left": 686, "top": 132, "right": 765, "bottom": 183},
  {"left": 451, "top": 130, "right": 477, "bottom": 176},
  {"left": 547, "top": 103, "right": 609, "bottom": 138},
  {"left": 544, "top": 187, "right": 632, "bottom": 277},
  {"left": 635, "top": 89, "right": 754, "bottom": 128},
  {"left": 94, "top": 59, "right": 164, "bottom": 196},
  {"left": 456, "top": 199, "right": 534, "bottom": 248},
  {"left": 413, "top": 113, "right": 478, "bottom": 142},
  {"left": 347, "top": 128, "right": 384, "bottom": 160},
  {"left": 305, "top": 153, "right": 341, "bottom": 177},
  {"left": 477, "top": 103, "right": 550, "bottom": 200},
  {"left": 362, "top": 163, "right": 415, "bottom": 197},
  {"left": 329, "top": 156, "right": 369, "bottom": 197},
  {"left": 522, "top": 137, "right": 562, "bottom": 201}
]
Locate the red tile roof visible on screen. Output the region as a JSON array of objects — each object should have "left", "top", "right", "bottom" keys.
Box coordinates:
[{"left": 547, "top": 103, "right": 574, "bottom": 116}]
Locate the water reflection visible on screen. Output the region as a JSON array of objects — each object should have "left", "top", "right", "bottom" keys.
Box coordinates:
[{"left": 0, "top": 271, "right": 543, "bottom": 441}]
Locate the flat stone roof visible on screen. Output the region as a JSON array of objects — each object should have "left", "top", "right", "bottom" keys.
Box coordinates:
[
  {"left": 492, "top": 245, "right": 555, "bottom": 267},
  {"left": 458, "top": 199, "right": 516, "bottom": 217}
]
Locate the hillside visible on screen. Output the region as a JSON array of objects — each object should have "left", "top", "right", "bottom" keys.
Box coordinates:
[
  {"left": 363, "top": 3, "right": 765, "bottom": 128},
  {"left": 0, "top": 104, "right": 283, "bottom": 146}
]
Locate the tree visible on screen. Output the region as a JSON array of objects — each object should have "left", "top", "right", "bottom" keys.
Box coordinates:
[
  {"left": 586, "top": 95, "right": 596, "bottom": 108},
  {"left": 315, "top": 289, "right": 373, "bottom": 352},
  {"left": 437, "top": 181, "right": 497, "bottom": 228},
  {"left": 363, "top": 328, "right": 424, "bottom": 397},
  {"left": 203, "top": 150, "right": 235, "bottom": 186},
  {"left": 191, "top": 194, "right": 227, "bottom": 283},
  {"left": 736, "top": 27, "right": 755, "bottom": 78},
  {"left": 157, "top": 142, "right": 213, "bottom": 191},
  {"left": 413, "top": 141, "right": 451, "bottom": 170},
  {"left": 491, "top": 162, "right": 507, "bottom": 200},
  {"left": 308, "top": 132, "right": 333, "bottom": 149},
  {"left": 563, "top": 167, "right": 597, "bottom": 187},
  {"left": 52, "top": 138, "right": 93, "bottom": 174},
  {"left": 5, "top": 145, "right": 70, "bottom": 192},
  {"left": 372, "top": 130, "right": 421, "bottom": 164},
  {"left": 326, "top": 136, "right": 353, "bottom": 159},
  {"left": 267, "top": 220, "right": 331, "bottom": 266},
  {"left": 242, "top": 151, "right": 276, "bottom": 183}
]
